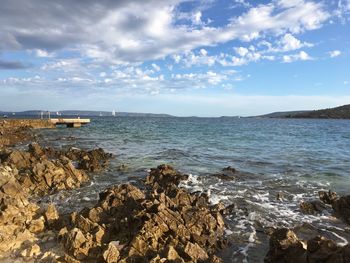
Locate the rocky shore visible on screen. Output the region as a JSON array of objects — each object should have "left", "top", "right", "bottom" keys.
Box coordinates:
[{"left": 1, "top": 120, "right": 350, "bottom": 262}]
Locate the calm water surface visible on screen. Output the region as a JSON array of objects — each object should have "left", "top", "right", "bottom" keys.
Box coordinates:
[{"left": 38, "top": 117, "right": 350, "bottom": 262}]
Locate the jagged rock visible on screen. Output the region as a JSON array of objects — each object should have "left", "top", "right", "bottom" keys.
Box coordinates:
[
  {"left": 332, "top": 195, "right": 350, "bottom": 224},
  {"left": 265, "top": 228, "right": 306, "bottom": 263},
  {"left": 300, "top": 200, "right": 327, "bottom": 214},
  {"left": 1, "top": 144, "right": 90, "bottom": 196},
  {"left": 184, "top": 242, "right": 209, "bottom": 261},
  {"left": 146, "top": 164, "right": 188, "bottom": 192},
  {"left": 265, "top": 228, "right": 350, "bottom": 263},
  {"left": 210, "top": 255, "right": 224, "bottom": 263},
  {"left": 45, "top": 203, "right": 60, "bottom": 229},
  {"left": 318, "top": 190, "right": 338, "bottom": 205},
  {"left": 0, "top": 166, "right": 43, "bottom": 256},
  {"left": 45, "top": 147, "right": 112, "bottom": 172},
  {"left": 164, "top": 245, "right": 181, "bottom": 261},
  {"left": 103, "top": 242, "right": 120, "bottom": 263},
  {"left": 20, "top": 243, "right": 41, "bottom": 258},
  {"left": 28, "top": 216, "right": 46, "bottom": 233},
  {"left": 59, "top": 165, "right": 227, "bottom": 262},
  {"left": 28, "top": 142, "right": 44, "bottom": 158}
]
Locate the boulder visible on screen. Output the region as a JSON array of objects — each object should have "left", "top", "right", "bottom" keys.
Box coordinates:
[
  {"left": 265, "top": 228, "right": 306, "bottom": 263},
  {"left": 20, "top": 243, "right": 41, "bottom": 258},
  {"left": 45, "top": 203, "right": 60, "bottom": 229},
  {"left": 265, "top": 228, "right": 350, "bottom": 263},
  {"left": 332, "top": 195, "right": 350, "bottom": 224},
  {"left": 299, "top": 201, "right": 327, "bottom": 214},
  {"left": 28, "top": 143, "right": 44, "bottom": 158},
  {"left": 318, "top": 190, "right": 338, "bottom": 205},
  {"left": 184, "top": 242, "right": 209, "bottom": 261},
  {"left": 103, "top": 242, "right": 120, "bottom": 263}
]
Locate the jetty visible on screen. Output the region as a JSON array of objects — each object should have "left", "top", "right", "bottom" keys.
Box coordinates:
[
  {"left": 1, "top": 118, "right": 90, "bottom": 129},
  {"left": 50, "top": 118, "right": 90, "bottom": 128}
]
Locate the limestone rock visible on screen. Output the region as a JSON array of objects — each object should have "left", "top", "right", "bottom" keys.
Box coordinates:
[
  {"left": 20, "top": 243, "right": 41, "bottom": 258},
  {"left": 103, "top": 242, "right": 120, "bottom": 263},
  {"left": 184, "top": 242, "right": 209, "bottom": 261},
  {"left": 45, "top": 203, "right": 60, "bottom": 228},
  {"left": 265, "top": 228, "right": 350, "bottom": 263},
  {"left": 59, "top": 165, "right": 227, "bottom": 262}
]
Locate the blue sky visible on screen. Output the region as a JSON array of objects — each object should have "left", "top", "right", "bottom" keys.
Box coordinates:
[{"left": 0, "top": 0, "right": 349, "bottom": 116}]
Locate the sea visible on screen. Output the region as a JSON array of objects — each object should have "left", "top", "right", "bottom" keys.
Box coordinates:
[{"left": 37, "top": 116, "right": 350, "bottom": 262}]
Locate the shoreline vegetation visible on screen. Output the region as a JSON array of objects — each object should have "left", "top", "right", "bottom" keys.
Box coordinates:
[{"left": 1, "top": 119, "right": 350, "bottom": 262}]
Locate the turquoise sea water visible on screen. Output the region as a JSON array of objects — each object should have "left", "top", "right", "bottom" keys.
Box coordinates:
[{"left": 39, "top": 117, "right": 350, "bottom": 262}]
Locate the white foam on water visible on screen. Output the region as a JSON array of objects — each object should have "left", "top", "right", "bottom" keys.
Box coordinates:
[{"left": 176, "top": 169, "right": 350, "bottom": 262}]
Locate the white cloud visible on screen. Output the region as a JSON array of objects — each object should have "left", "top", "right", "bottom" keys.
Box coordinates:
[
  {"left": 277, "top": 33, "right": 313, "bottom": 52},
  {"left": 0, "top": 0, "right": 330, "bottom": 64},
  {"left": 329, "top": 50, "right": 341, "bottom": 58},
  {"left": 232, "top": 0, "right": 251, "bottom": 8},
  {"left": 277, "top": 0, "right": 304, "bottom": 9},
  {"left": 151, "top": 63, "right": 161, "bottom": 71},
  {"left": 234, "top": 47, "right": 249, "bottom": 57},
  {"left": 192, "top": 11, "right": 203, "bottom": 25},
  {"left": 283, "top": 51, "right": 312, "bottom": 63},
  {"left": 33, "top": 49, "right": 54, "bottom": 58}
]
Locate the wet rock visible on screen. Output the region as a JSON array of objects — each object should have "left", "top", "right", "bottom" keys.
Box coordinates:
[
  {"left": 276, "top": 192, "right": 286, "bottom": 201},
  {"left": 49, "top": 147, "right": 113, "bottom": 172},
  {"left": 146, "top": 164, "right": 188, "bottom": 192},
  {"left": 0, "top": 120, "right": 34, "bottom": 149},
  {"left": 318, "top": 190, "right": 338, "bottom": 205},
  {"left": 117, "top": 164, "right": 128, "bottom": 172},
  {"left": 265, "top": 228, "right": 306, "bottom": 263},
  {"left": 28, "top": 142, "right": 45, "bottom": 158},
  {"left": 299, "top": 200, "right": 327, "bottom": 214},
  {"left": 265, "top": 228, "right": 350, "bottom": 263},
  {"left": 332, "top": 195, "right": 350, "bottom": 224},
  {"left": 59, "top": 165, "right": 227, "bottom": 262}
]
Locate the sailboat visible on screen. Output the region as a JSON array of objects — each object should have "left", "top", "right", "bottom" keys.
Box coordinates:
[{"left": 112, "top": 109, "right": 116, "bottom": 117}]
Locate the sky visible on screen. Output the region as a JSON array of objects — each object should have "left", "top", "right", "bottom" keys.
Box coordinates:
[{"left": 0, "top": 0, "right": 349, "bottom": 116}]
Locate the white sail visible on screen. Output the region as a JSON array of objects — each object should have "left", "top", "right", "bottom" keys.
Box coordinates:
[{"left": 112, "top": 109, "right": 116, "bottom": 116}]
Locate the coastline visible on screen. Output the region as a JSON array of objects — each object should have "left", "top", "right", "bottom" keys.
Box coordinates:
[{"left": 1, "top": 120, "right": 350, "bottom": 262}]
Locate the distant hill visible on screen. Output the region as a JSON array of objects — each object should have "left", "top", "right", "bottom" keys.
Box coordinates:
[
  {"left": 258, "top": 104, "right": 350, "bottom": 119},
  {"left": 0, "top": 110, "right": 173, "bottom": 118}
]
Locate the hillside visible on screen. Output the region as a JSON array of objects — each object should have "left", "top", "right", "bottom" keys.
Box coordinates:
[{"left": 259, "top": 104, "right": 350, "bottom": 119}]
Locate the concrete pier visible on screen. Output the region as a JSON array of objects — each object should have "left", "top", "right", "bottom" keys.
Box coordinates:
[{"left": 50, "top": 118, "right": 90, "bottom": 128}]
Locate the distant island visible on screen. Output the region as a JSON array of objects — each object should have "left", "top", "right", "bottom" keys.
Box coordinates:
[
  {"left": 2, "top": 104, "right": 350, "bottom": 119},
  {"left": 0, "top": 110, "right": 173, "bottom": 118},
  {"left": 258, "top": 104, "right": 350, "bottom": 119}
]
